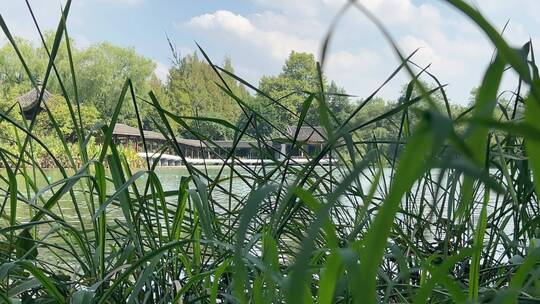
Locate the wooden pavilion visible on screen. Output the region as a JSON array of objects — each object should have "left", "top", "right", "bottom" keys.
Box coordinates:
[
  {"left": 111, "top": 123, "right": 327, "bottom": 161},
  {"left": 16, "top": 83, "right": 53, "bottom": 120}
]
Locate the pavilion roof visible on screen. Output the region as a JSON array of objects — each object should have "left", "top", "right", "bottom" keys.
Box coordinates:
[
  {"left": 112, "top": 123, "right": 325, "bottom": 149},
  {"left": 286, "top": 125, "right": 326, "bottom": 143},
  {"left": 16, "top": 85, "right": 53, "bottom": 113},
  {"left": 113, "top": 123, "right": 166, "bottom": 141}
]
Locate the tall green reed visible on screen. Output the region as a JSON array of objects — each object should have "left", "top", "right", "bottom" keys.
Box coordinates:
[{"left": 0, "top": 0, "right": 540, "bottom": 303}]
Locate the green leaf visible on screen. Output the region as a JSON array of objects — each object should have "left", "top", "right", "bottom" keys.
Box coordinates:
[
  {"left": 286, "top": 150, "right": 376, "bottom": 303},
  {"left": 16, "top": 230, "right": 37, "bottom": 260},
  {"left": 357, "top": 112, "right": 451, "bottom": 303},
  {"left": 17, "top": 261, "right": 66, "bottom": 303},
  {"left": 457, "top": 54, "right": 505, "bottom": 302},
  {"left": 98, "top": 79, "right": 130, "bottom": 162},
  {"left": 525, "top": 95, "right": 540, "bottom": 203},
  {"left": 234, "top": 184, "right": 277, "bottom": 304},
  {"left": 317, "top": 251, "right": 342, "bottom": 304}
]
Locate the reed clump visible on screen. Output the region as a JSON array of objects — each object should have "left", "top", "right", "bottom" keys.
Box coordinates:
[{"left": 1, "top": 0, "right": 540, "bottom": 303}]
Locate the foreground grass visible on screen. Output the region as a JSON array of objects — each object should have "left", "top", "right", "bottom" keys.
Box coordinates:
[{"left": 1, "top": 0, "right": 540, "bottom": 303}]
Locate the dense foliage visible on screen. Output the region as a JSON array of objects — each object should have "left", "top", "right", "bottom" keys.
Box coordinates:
[
  {"left": 1, "top": 0, "right": 540, "bottom": 303},
  {"left": 0, "top": 31, "right": 469, "bottom": 143}
]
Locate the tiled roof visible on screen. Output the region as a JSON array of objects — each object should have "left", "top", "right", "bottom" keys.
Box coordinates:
[
  {"left": 16, "top": 85, "right": 53, "bottom": 112},
  {"left": 112, "top": 123, "right": 326, "bottom": 148},
  {"left": 286, "top": 125, "right": 326, "bottom": 143},
  {"left": 112, "top": 123, "right": 256, "bottom": 148},
  {"left": 113, "top": 123, "right": 166, "bottom": 141}
]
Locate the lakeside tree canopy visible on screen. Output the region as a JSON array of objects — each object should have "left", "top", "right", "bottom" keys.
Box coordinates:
[{"left": 0, "top": 33, "right": 476, "bottom": 145}]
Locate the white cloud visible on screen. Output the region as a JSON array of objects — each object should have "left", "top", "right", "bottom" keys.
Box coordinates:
[
  {"left": 154, "top": 60, "right": 169, "bottom": 83},
  {"left": 187, "top": 11, "right": 255, "bottom": 36},
  {"left": 182, "top": 2, "right": 460, "bottom": 100},
  {"left": 327, "top": 49, "right": 380, "bottom": 70},
  {"left": 324, "top": 49, "right": 383, "bottom": 96},
  {"left": 185, "top": 10, "right": 318, "bottom": 61},
  {"left": 4, "top": 0, "right": 538, "bottom": 105},
  {"left": 72, "top": 34, "right": 92, "bottom": 49},
  {"left": 251, "top": 0, "right": 321, "bottom": 17},
  {"left": 251, "top": 11, "right": 324, "bottom": 39}
]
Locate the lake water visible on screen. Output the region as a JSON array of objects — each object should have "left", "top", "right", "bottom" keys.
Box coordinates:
[
  {"left": 4, "top": 166, "right": 513, "bottom": 247},
  {"left": 5, "top": 166, "right": 236, "bottom": 225}
]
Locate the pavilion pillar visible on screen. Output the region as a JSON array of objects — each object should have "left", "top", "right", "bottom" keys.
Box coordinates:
[{"left": 280, "top": 144, "right": 286, "bottom": 160}]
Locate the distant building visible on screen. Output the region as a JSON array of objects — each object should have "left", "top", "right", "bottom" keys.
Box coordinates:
[
  {"left": 14, "top": 84, "right": 329, "bottom": 164},
  {"left": 282, "top": 125, "right": 326, "bottom": 158},
  {"left": 16, "top": 82, "right": 53, "bottom": 120},
  {"left": 112, "top": 123, "right": 167, "bottom": 152},
  {"left": 111, "top": 123, "right": 327, "bottom": 162},
  {"left": 112, "top": 123, "right": 259, "bottom": 159}
]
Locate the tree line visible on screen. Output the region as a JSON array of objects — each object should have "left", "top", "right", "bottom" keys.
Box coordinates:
[{"left": 1, "top": 33, "right": 495, "bottom": 153}]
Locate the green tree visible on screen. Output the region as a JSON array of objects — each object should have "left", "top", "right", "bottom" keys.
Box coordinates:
[
  {"left": 326, "top": 81, "right": 353, "bottom": 124},
  {"left": 0, "top": 35, "right": 157, "bottom": 128},
  {"left": 255, "top": 51, "right": 352, "bottom": 130},
  {"left": 167, "top": 52, "right": 249, "bottom": 139},
  {"left": 0, "top": 37, "right": 48, "bottom": 97},
  {"left": 258, "top": 52, "right": 322, "bottom": 127},
  {"left": 146, "top": 74, "right": 172, "bottom": 130},
  {"left": 350, "top": 97, "right": 388, "bottom": 141},
  {"left": 72, "top": 42, "right": 156, "bottom": 125},
  {"left": 238, "top": 95, "right": 283, "bottom": 138},
  {"left": 36, "top": 95, "right": 100, "bottom": 139}
]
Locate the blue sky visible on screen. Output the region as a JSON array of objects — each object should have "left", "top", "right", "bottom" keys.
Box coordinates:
[{"left": 1, "top": 0, "right": 539, "bottom": 104}]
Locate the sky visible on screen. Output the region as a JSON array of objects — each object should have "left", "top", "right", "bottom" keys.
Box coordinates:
[{"left": 1, "top": 0, "right": 540, "bottom": 105}]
